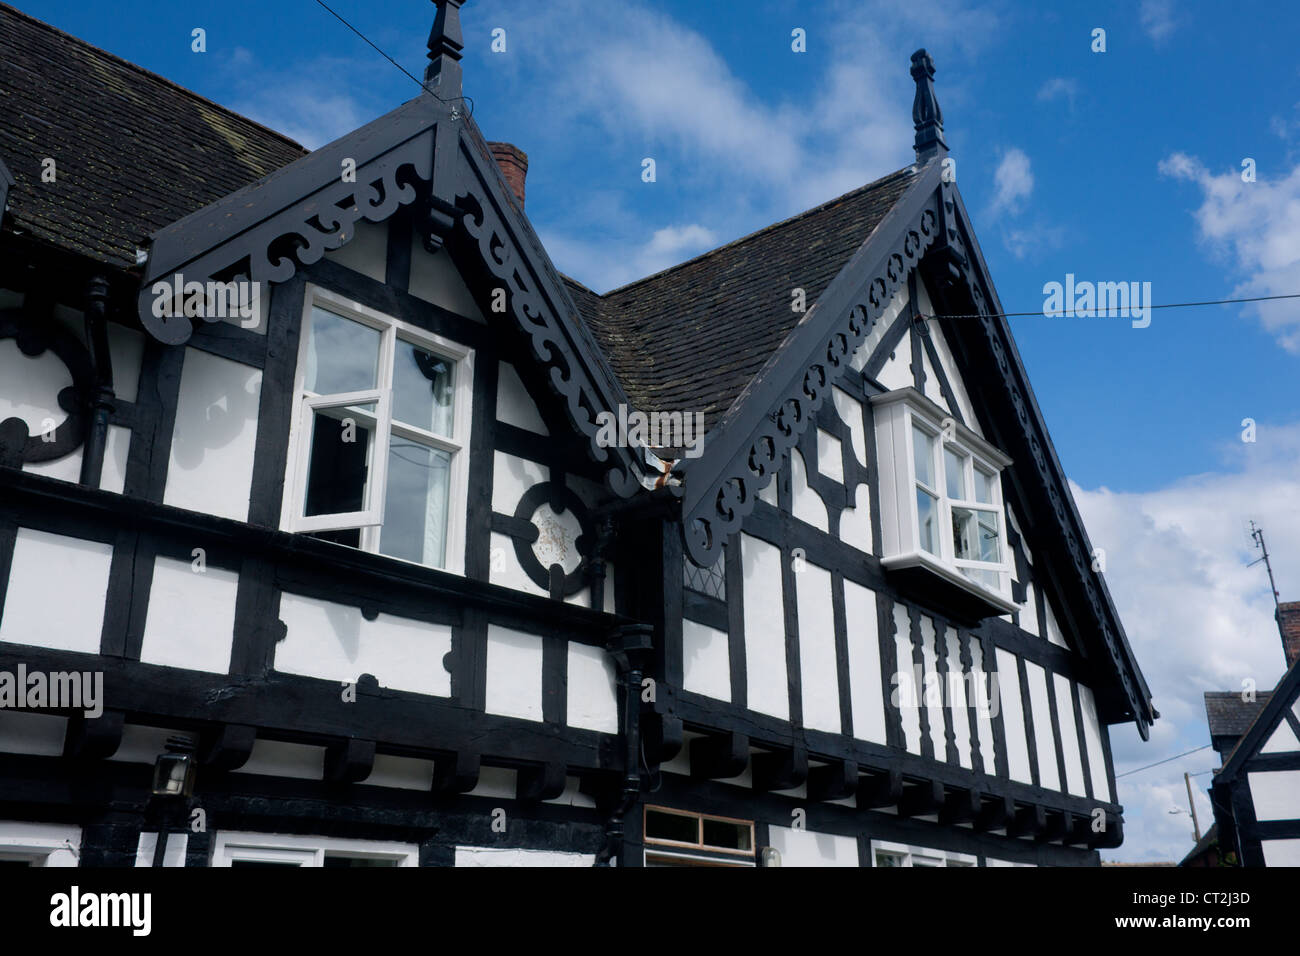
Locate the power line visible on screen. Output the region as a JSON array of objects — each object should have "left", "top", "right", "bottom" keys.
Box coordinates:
[
  {"left": 921, "top": 291, "right": 1300, "bottom": 322},
  {"left": 1115, "top": 744, "right": 1212, "bottom": 779},
  {"left": 312, "top": 0, "right": 473, "bottom": 116}
]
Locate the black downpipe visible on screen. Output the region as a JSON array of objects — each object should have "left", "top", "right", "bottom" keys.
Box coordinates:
[
  {"left": 78, "top": 275, "right": 115, "bottom": 487},
  {"left": 595, "top": 623, "right": 654, "bottom": 867}
]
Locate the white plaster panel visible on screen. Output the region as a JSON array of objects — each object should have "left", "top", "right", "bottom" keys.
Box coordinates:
[
  {"left": 1260, "top": 720, "right": 1300, "bottom": 753},
  {"left": 543, "top": 777, "right": 598, "bottom": 808},
  {"left": 768, "top": 826, "right": 859, "bottom": 867},
  {"left": 491, "top": 450, "right": 548, "bottom": 514},
  {"left": 1078, "top": 684, "right": 1113, "bottom": 801},
  {"left": 409, "top": 237, "right": 486, "bottom": 321},
  {"left": 107, "top": 321, "right": 144, "bottom": 403},
  {"left": 0, "top": 822, "right": 81, "bottom": 866},
  {"left": 489, "top": 530, "right": 547, "bottom": 597},
  {"left": 496, "top": 361, "right": 548, "bottom": 435},
  {"left": 485, "top": 625, "right": 544, "bottom": 722},
  {"left": 101, "top": 424, "right": 130, "bottom": 495},
  {"left": 23, "top": 448, "right": 81, "bottom": 483},
  {"left": 945, "top": 629, "right": 972, "bottom": 769},
  {"left": 844, "top": 580, "right": 886, "bottom": 744},
  {"left": 139, "top": 557, "right": 238, "bottom": 674},
  {"left": 0, "top": 528, "right": 111, "bottom": 653},
  {"left": 758, "top": 478, "right": 777, "bottom": 506},
  {"left": 968, "top": 640, "right": 997, "bottom": 771},
  {"left": 135, "top": 832, "right": 189, "bottom": 867},
  {"left": 1261, "top": 838, "right": 1300, "bottom": 866},
  {"left": 567, "top": 642, "right": 618, "bottom": 733},
  {"left": 894, "top": 603, "right": 921, "bottom": 754},
  {"left": 164, "top": 348, "right": 261, "bottom": 521},
  {"left": 110, "top": 725, "right": 184, "bottom": 764},
  {"left": 741, "top": 533, "right": 789, "bottom": 721},
  {"left": 0, "top": 712, "right": 67, "bottom": 756},
  {"left": 466, "top": 765, "right": 517, "bottom": 799},
  {"left": 852, "top": 286, "right": 905, "bottom": 372},
  {"left": 831, "top": 386, "right": 867, "bottom": 467},
  {"left": 816, "top": 429, "right": 844, "bottom": 484},
  {"left": 364, "top": 754, "right": 436, "bottom": 790},
  {"left": 995, "top": 648, "right": 1033, "bottom": 784},
  {"left": 796, "top": 561, "right": 840, "bottom": 733},
  {"left": 323, "top": 219, "right": 388, "bottom": 282},
  {"left": 276, "top": 592, "right": 453, "bottom": 697},
  {"left": 790, "top": 448, "right": 828, "bottom": 532},
  {"left": 1021, "top": 582, "right": 1041, "bottom": 637},
  {"left": 875, "top": 330, "right": 914, "bottom": 391},
  {"left": 681, "top": 618, "right": 731, "bottom": 702},
  {"left": 236, "top": 740, "right": 326, "bottom": 780},
  {"left": 1025, "top": 662, "right": 1061, "bottom": 791},
  {"left": 0, "top": 337, "right": 71, "bottom": 436},
  {"left": 1054, "top": 674, "right": 1087, "bottom": 797},
  {"left": 920, "top": 347, "right": 948, "bottom": 411},
  {"left": 928, "top": 318, "right": 981, "bottom": 436},
  {"left": 455, "top": 847, "right": 595, "bottom": 867},
  {"left": 1043, "top": 599, "right": 1068, "bottom": 648},
  {"left": 920, "top": 616, "right": 944, "bottom": 759},
  {"left": 1248, "top": 771, "right": 1300, "bottom": 821},
  {"left": 839, "top": 482, "right": 873, "bottom": 555}
]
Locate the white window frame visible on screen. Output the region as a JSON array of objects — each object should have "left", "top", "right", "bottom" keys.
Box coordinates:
[
  {"left": 211, "top": 831, "right": 418, "bottom": 867},
  {"left": 871, "top": 388, "right": 1016, "bottom": 613},
  {"left": 0, "top": 822, "right": 81, "bottom": 867},
  {"left": 870, "top": 839, "right": 977, "bottom": 868},
  {"left": 281, "top": 284, "right": 474, "bottom": 574}
]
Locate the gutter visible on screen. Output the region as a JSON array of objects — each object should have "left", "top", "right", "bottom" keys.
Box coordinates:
[{"left": 78, "top": 275, "right": 115, "bottom": 488}]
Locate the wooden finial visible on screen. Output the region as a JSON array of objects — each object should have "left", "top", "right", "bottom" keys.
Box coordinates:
[
  {"left": 910, "top": 49, "right": 947, "bottom": 163},
  {"left": 426, "top": 0, "right": 466, "bottom": 96}
]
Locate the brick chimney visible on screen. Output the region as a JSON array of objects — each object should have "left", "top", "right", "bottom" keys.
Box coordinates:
[
  {"left": 488, "top": 142, "right": 528, "bottom": 207},
  {"left": 1278, "top": 602, "right": 1300, "bottom": 669}
]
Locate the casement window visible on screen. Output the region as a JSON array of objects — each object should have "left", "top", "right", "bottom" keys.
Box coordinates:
[
  {"left": 643, "top": 806, "right": 756, "bottom": 867},
  {"left": 871, "top": 840, "right": 976, "bottom": 868},
  {"left": 282, "top": 286, "right": 473, "bottom": 573},
  {"left": 211, "top": 831, "right": 418, "bottom": 867},
  {"left": 871, "top": 388, "right": 1016, "bottom": 615}
]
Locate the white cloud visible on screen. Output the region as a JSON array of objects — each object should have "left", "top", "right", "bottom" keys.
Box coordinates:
[
  {"left": 1073, "top": 421, "right": 1300, "bottom": 861},
  {"left": 1036, "top": 77, "right": 1078, "bottom": 108},
  {"left": 989, "top": 147, "right": 1033, "bottom": 217},
  {"left": 1160, "top": 152, "right": 1300, "bottom": 352},
  {"left": 1140, "top": 0, "right": 1177, "bottom": 43},
  {"left": 1001, "top": 221, "right": 1064, "bottom": 260}
]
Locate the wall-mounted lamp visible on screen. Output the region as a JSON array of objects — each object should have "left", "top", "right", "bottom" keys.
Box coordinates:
[
  {"left": 151, "top": 736, "right": 196, "bottom": 797},
  {"left": 760, "top": 846, "right": 782, "bottom": 868}
]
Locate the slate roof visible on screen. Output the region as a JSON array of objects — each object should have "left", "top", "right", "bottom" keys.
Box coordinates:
[
  {"left": 563, "top": 167, "right": 918, "bottom": 433},
  {"left": 1204, "top": 691, "right": 1273, "bottom": 741},
  {"left": 0, "top": 2, "right": 307, "bottom": 269},
  {"left": 0, "top": 3, "right": 916, "bottom": 430}
]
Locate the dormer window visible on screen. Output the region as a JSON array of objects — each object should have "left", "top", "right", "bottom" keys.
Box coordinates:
[
  {"left": 281, "top": 286, "right": 473, "bottom": 573},
  {"left": 872, "top": 388, "right": 1015, "bottom": 618}
]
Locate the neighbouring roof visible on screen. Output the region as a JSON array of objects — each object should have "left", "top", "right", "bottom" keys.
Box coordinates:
[
  {"left": 0, "top": 2, "right": 307, "bottom": 269},
  {"left": 1204, "top": 691, "right": 1273, "bottom": 742},
  {"left": 564, "top": 167, "right": 917, "bottom": 433}
]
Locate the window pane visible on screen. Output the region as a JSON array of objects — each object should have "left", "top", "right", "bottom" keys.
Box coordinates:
[
  {"left": 645, "top": 809, "right": 700, "bottom": 844},
  {"left": 322, "top": 856, "right": 399, "bottom": 867},
  {"left": 952, "top": 506, "right": 978, "bottom": 560},
  {"left": 916, "top": 488, "right": 938, "bottom": 554},
  {"left": 962, "top": 567, "right": 1001, "bottom": 590},
  {"left": 230, "top": 860, "right": 304, "bottom": 868},
  {"left": 393, "top": 340, "right": 454, "bottom": 435},
  {"left": 944, "top": 447, "right": 966, "bottom": 500},
  {"left": 978, "top": 511, "right": 1001, "bottom": 564},
  {"left": 974, "top": 467, "right": 995, "bottom": 505},
  {"left": 305, "top": 306, "right": 380, "bottom": 395},
  {"left": 378, "top": 440, "right": 451, "bottom": 567},
  {"left": 875, "top": 852, "right": 904, "bottom": 868},
  {"left": 702, "top": 818, "right": 752, "bottom": 852},
  {"left": 912, "top": 425, "right": 935, "bottom": 488},
  {"left": 303, "top": 403, "right": 377, "bottom": 517}
]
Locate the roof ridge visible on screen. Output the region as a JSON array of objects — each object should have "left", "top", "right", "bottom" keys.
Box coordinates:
[
  {"left": 0, "top": 2, "right": 308, "bottom": 156},
  {"left": 592, "top": 165, "right": 917, "bottom": 299}
]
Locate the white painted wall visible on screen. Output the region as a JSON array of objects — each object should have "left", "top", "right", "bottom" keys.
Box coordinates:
[
  {"left": 968, "top": 640, "right": 997, "bottom": 771},
  {"left": 831, "top": 386, "right": 867, "bottom": 468},
  {"left": 1247, "top": 771, "right": 1300, "bottom": 821},
  {"left": 795, "top": 561, "right": 840, "bottom": 733},
  {"left": 919, "top": 616, "right": 945, "bottom": 759},
  {"left": 995, "top": 648, "right": 1033, "bottom": 784},
  {"left": 1054, "top": 674, "right": 1087, "bottom": 797},
  {"left": 928, "top": 320, "right": 982, "bottom": 436},
  {"left": 0, "top": 712, "right": 66, "bottom": 756},
  {"left": 235, "top": 740, "right": 326, "bottom": 780},
  {"left": 844, "top": 580, "right": 886, "bottom": 744},
  {"left": 790, "top": 448, "right": 828, "bottom": 532},
  {"left": 1025, "top": 662, "right": 1061, "bottom": 791},
  {"left": 740, "top": 533, "right": 789, "bottom": 721},
  {"left": 567, "top": 642, "right": 618, "bottom": 733},
  {"left": 1078, "top": 684, "right": 1113, "bottom": 801},
  {"left": 816, "top": 429, "right": 844, "bottom": 484},
  {"left": 135, "top": 832, "right": 188, "bottom": 867},
  {"left": 101, "top": 424, "right": 130, "bottom": 495},
  {"left": 364, "top": 754, "right": 435, "bottom": 790},
  {"left": 0, "top": 822, "right": 81, "bottom": 867},
  {"left": 1260, "top": 720, "right": 1300, "bottom": 753},
  {"left": 496, "top": 362, "right": 548, "bottom": 435},
  {"left": 768, "top": 826, "right": 858, "bottom": 867},
  {"left": 164, "top": 348, "right": 261, "bottom": 522},
  {"left": 324, "top": 219, "right": 388, "bottom": 282},
  {"left": 894, "top": 604, "right": 921, "bottom": 754},
  {"left": 409, "top": 237, "right": 486, "bottom": 321},
  {"left": 875, "top": 330, "right": 914, "bottom": 391},
  {"left": 0, "top": 338, "right": 71, "bottom": 436},
  {"left": 851, "top": 285, "right": 906, "bottom": 373},
  {"left": 839, "top": 483, "right": 873, "bottom": 555},
  {"left": 681, "top": 618, "right": 731, "bottom": 702},
  {"left": 0, "top": 528, "right": 112, "bottom": 653},
  {"left": 945, "top": 629, "right": 972, "bottom": 769},
  {"left": 1261, "top": 838, "right": 1300, "bottom": 866},
  {"left": 276, "top": 592, "right": 453, "bottom": 697},
  {"left": 109, "top": 724, "right": 184, "bottom": 764},
  {"left": 485, "top": 625, "right": 544, "bottom": 722},
  {"left": 1042, "top": 599, "right": 1068, "bottom": 649},
  {"left": 454, "top": 847, "right": 595, "bottom": 867},
  {"left": 139, "top": 557, "right": 238, "bottom": 674},
  {"left": 108, "top": 321, "right": 144, "bottom": 403}
]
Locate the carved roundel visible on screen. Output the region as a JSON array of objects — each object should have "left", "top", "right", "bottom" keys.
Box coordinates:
[
  {"left": 0, "top": 307, "right": 93, "bottom": 467},
  {"left": 509, "top": 481, "right": 594, "bottom": 597}
]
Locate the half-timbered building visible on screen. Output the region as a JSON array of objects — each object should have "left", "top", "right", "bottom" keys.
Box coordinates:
[
  {"left": 1203, "top": 602, "right": 1300, "bottom": 867},
  {"left": 0, "top": 1, "right": 1155, "bottom": 867}
]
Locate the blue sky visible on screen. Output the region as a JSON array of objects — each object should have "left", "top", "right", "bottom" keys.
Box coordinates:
[{"left": 18, "top": 0, "right": 1300, "bottom": 862}]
